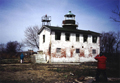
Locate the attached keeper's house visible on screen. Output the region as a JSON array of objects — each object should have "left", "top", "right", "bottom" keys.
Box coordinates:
[{"left": 37, "top": 11, "right": 100, "bottom": 63}]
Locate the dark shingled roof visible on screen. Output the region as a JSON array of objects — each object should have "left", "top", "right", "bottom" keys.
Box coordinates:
[{"left": 38, "top": 25, "right": 100, "bottom": 36}]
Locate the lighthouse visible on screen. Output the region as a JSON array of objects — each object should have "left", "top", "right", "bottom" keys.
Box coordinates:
[{"left": 36, "top": 11, "right": 100, "bottom": 63}]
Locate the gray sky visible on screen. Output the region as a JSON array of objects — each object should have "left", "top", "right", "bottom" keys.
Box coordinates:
[{"left": 0, "top": 0, "right": 119, "bottom": 51}]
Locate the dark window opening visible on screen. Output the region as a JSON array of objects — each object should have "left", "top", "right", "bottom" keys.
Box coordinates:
[
  {"left": 65, "top": 33, "right": 70, "bottom": 41},
  {"left": 92, "top": 49, "right": 96, "bottom": 54},
  {"left": 76, "top": 34, "right": 79, "bottom": 42},
  {"left": 55, "top": 32, "right": 61, "bottom": 40},
  {"left": 93, "top": 36, "right": 97, "bottom": 43},
  {"left": 76, "top": 49, "right": 80, "bottom": 53},
  {"left": 83, "top": 35, "right": 88, "bottom": 42},
  {"left": 43, "top": 35, "right": 45, "bottom": 43},
  {"left": 56, "top": 48, "right": 61, "bottom": 53},
  {"left": 72, "top": 46, "right": 74, "bottom": 48}
]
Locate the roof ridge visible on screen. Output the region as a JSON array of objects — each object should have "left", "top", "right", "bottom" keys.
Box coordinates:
[
  {"left": 46, "top": 25, "right": 62, "bottom": 28},
  {"left": 40, "top": 25, "right": 100, "bottom": 35}
]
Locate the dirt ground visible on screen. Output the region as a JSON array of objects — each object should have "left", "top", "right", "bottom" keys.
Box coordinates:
[{"left": 0, "top": 62, "right": 120, "bottom": 83}]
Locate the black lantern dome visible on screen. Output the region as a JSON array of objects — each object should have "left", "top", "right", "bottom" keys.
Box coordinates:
[{"left": 62, "top": 11, "right": 78, "bottom": 29}]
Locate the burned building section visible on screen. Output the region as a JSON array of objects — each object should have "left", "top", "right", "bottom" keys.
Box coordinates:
[{"left": 38, "top": 11, "right": 100, "bottom": 63}]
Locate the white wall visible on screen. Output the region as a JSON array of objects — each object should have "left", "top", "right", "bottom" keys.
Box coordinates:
[
  {"left": 39, "top": 27, "right": 51, "bottom": 54},
  {"left": 39, "top": 28, "right": 100, "bottom": 62},
  {"left": 50, "top": 31, "right": 100, "bottom": 62}
]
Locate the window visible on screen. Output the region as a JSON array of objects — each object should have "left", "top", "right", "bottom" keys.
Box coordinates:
[
  {"left": 65, "top": 33, "right": 70, "bottom": 41},
  {"left": 43, "top": 35, "right": 45, "bottom": 43},
  {"left": 76, "top": 34, "right": 79, "bottom": 42},
  {"left": 92, "top": 49, "right": 96, "bottom": 54},
  {"left": 76, "top": 49, "right": 80, "bottom": 53},
  {"left": 83, "top": 35, "right": 88, "bottom": 42},
  {"left": 56, "top": 48, "right": 61, "bottom": 53},
  {"left": 55, "top": 32, "right": 61, "bottom": 40},
  {"left": 93, "top": 36, "right": 97, "bottom": 43}
]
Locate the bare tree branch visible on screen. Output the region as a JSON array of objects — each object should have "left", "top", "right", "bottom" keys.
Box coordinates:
[
  {"left": 110, "top": 6, "right": 120, "bottom": 23},
  {"left": 24, "top": 26, "right": 39, "bottom": 49},
  {"left": 100, "top": 31, "right": 117, "bottom": 53},
  {"left": 110, "top": 17, "right": 120, "bottom": 22},
  {"left": 115, "top": 31, "right": 120, "bottom": 53}
]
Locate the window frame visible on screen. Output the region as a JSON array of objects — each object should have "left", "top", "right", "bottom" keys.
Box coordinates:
[
  {"left": 92, "top": 49, "right": 96, "bottom": 54},
  {"left": 76, "top": 48, "right": 80, "bottom": 53},
  {"left": 83, "top": 35, "right": 88, "bottom": 42},
  {"left": 65, "top": 33, "right": 70, "bottom": 41},
  {"left": 43, "top": 35, "right": 45, "bottom": 43},
  {"left": 76, "top": 34, "right": 79, "bottom": 42},
  {"left": 92, "top": 36, "right": 97, "bottom": 43},
  {"left": 56, "top": 48, "right": 61, "bottom": 53},
  {"left": 55, "top": 32, "right": 61, "bottom": 40}
]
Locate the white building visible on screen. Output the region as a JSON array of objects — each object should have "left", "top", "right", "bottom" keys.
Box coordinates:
[{"left": 38, "top": 11, "right": 100, "bottom": 63}]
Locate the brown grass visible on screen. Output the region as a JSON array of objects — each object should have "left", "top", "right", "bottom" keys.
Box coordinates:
[{"left": 0, "top": 62, "right": 119, "bottom": 83}]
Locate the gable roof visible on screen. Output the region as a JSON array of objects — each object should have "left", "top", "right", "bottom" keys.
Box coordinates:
[{"left": 38, "top": 25, "right": 100, "bottom": 36}]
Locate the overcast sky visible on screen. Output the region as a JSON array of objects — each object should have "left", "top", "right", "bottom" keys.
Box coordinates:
[{"left": 0, "top": 0, "right": 119, "bottom": 51}]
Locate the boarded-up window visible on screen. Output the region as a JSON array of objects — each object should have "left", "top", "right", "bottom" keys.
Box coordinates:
[
  {"left": 55, "top": 32, "right": 61, "bottom": 40},
  {"left": 65, "top": 33, "right": 70, "bottom": 41},
  {"left": 43, "top": 35, "right": 45, "bottom": 43},
  {"left": 76, "top": 34, "right": 79, "bottom": 42},
  {"left": 83, "top": 35, "right": 88, "bottom": 42},
  {"left": 92, "top": 49, "right": 96, "bottom": 54},
  {"left": 56, "top": 48, "right": 61, "bottom": 53},
  {"left": 93, "top": 36, "right": 97, "bottom": 43},
  {"left": 76, "top": 49, "right": 80, "bottom": 53}
]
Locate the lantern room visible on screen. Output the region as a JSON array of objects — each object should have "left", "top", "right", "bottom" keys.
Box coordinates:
[
  {"left": 64, "top": 11, "right": 75, "bottom": 20},
  {"left": 62, "top": 11, "right": 78, "bottom": 29},
  {"left": 41, "top": 14, "right": 51, "bottom": 26}
]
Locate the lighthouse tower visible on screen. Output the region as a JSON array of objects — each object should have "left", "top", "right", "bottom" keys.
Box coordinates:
[
  {"left": 41, "top": 15, "right": 51, "bottom": 26},
  {"left": 62, "top": 11, "right": 78, "bottom": 29}
]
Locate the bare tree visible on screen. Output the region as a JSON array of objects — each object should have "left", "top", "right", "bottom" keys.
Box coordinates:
[
  {"left": 0, "top": 43, "right": 6, "bottom": 53},
  {"left": 6, "top": 41, "right": 23, "bottom": 53},
  {"left": 24, "top": 26, "right": 39, "bottom": 49},
  {"left": 100, "top": 31, "right": 117, "bottom": 53},
  {"left": 110, "top": 6, "right": 120, "bottom": 23},
  {"left": 116, "top": 31, "right": 120, "bottom": 53},
  {"left": 17, "top": 42, "right": 25, "bottom": 52},
  {"left": 110, "top": 6, "right": 120, "bottom": 53},
  {"left": 0, "top": 41, "right": 24, "bottom": 59}
]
